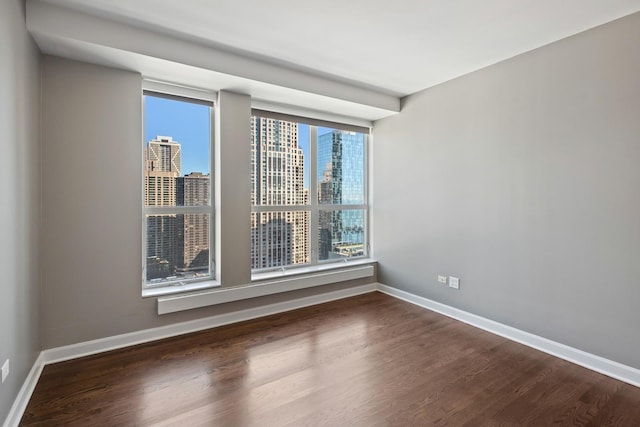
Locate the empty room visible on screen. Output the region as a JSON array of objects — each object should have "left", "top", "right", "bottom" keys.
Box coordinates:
[{"left": 2, "top": 0, "right": 640, "bottom": 425}]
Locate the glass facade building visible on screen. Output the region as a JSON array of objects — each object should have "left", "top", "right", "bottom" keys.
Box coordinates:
[{"left": 317, "top": 130, "right": 365, "bottom": 260}]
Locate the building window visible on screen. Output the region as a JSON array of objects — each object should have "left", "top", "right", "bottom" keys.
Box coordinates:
[
  {"left": 143, "top": 92, "right": 213, "bottom": 288},
  {"left": 251, "top": 111, "right": 368, "bottom": 272}
]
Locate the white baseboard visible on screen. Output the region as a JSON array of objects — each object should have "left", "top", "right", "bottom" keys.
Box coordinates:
[
  {"left": 2, "top": 353, "right": 44, "bottom": 427},
  {"left": 377, "top": 283, "right": 640, "bottom": 388},
  {"left": 43, "top": 283, "right": 377, "bottom": 364}
]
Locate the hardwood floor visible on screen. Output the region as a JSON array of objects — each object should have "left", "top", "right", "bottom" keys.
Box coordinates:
[{"left": 21, "top": 292, "right": 640, "bottom": 426}]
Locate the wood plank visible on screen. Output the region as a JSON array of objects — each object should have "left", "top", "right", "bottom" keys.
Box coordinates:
[{"left": 20, "top": 292, "right": 640, "bottom": 426}]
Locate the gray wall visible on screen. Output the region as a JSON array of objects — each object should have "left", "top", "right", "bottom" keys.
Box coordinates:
[
  {"left": 40, "top": 56, "right": 374, "bottom": 349},
  {"left": 0, "top": 0, "right": 41, "bottom": 421},
  {"left": 373, "top": 12, "right": 640, "bottom": 369},
  {"left": 215, "top": 91, "right": 251, "bottom": 286}
]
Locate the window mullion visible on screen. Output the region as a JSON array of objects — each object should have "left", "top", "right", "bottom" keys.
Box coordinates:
[
  {"left": 144, "top": 206, "right": 212, "bottom": 215},
  {"left": 309, "top": 125, "right": 318, "bottom": 264},
  {"left": 251, "top": 205, "right": 310, "bottom": 213},
  {"left": 316, "top": 204, "right": 366, "bottom": 211},
  {"left": 364, "top": 133, "right": 370, "bottom": 258},
  {"left": 210, "top": 104, "right": 216, "bottom": 276}
]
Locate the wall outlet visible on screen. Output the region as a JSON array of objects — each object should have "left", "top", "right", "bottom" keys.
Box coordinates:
[
  {"left": 1, "top": 359, "right": 9, "bottom": 383},
  {"left": 449, "top": 276, "right": 460, "bottom": 290},
  {"left": 437, "top": 275, "right": 447, "bottom": 284}
]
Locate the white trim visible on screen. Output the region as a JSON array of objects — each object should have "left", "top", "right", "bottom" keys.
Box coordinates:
[
  {"left": 252, "top": 258, "right": 375, "bottom": 281},
  {"left": 377, "top": 283, "right": 640, "bottom": 388},
  {"left": 158, "top": 265, "right": 374, "bottom": 314},
  {"left": 251, "top": 98, "right": 373, "bottom": 128},
  {"left": 2, "top": 353, "right": 44, "bottom": 427},
  {"left": 251, "top": 204, "right": 311, "bottom": 213},
  {"left": 309, "top": 125, "right": 318, "bottom": 263},
  {"left": 251, "top": 103, "right": 372, "bottom": 134},
  {"left": 144, "top": 205, "right": 212, "bottom": 215},
  {"left": 142, "top": 79, "right": 217, "bottom": 103},
  {"left": 43, "top": 283, "right": 377, "bottom": 365},
  {"left": 250, "top": 102, "right": 374, "bottom": 130},
  {"left": 142, "top": 279, "right": 221, "bottom": 298}
]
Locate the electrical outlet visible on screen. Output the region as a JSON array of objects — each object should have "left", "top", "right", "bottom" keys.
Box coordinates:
[
  {"left": 437, "top": 275, "right": 447, "bottom": 284},
  {"left": 1, "top": 359, "right": 9, "bottom": 383},
  {"left": 449, "top": 276, "right": 460, "bottom": 290}
]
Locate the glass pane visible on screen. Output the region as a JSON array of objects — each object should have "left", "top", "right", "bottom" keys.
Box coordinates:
[
  {"left": 144, "top": 95, "right": 211, "bottom": 207},
  {"left": 251, "top": 211, "right": 310, "bottom": 269},
  {"left": 317, "top": 128, "right": 365, "bottom": 205},
  {"left": 146, "top": 214, "right": 210, "bottom": 283},
  {"left": 318, "top": 209, "right": 365, "bottom": 261},
  {"left": 251, "top": 116, "right": 309, "bottom": 206}
]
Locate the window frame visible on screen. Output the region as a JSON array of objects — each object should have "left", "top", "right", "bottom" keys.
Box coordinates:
[
  {"left": 250, "top": 110, "right": 370, "bottom": 274},
  {"left": 141, "top": 86, "right": 216, "bottom": 291}
]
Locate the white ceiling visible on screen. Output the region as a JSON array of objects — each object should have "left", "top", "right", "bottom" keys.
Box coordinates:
[{"left": 27, "top": 0, "right": 640, "bottom": 121}]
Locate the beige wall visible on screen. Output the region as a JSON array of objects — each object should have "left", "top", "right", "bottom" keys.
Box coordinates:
[
  {"left": 373, "top": 12, "right": 640, "bottom": 368},
  {"left": 40, "top": 56, "right": 374, "bottom": 349},
  {"left": 0, "top": 0, "right": 41, "bottom": 420}
]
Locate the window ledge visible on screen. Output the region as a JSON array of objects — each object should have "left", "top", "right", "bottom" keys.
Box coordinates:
[
  {"left": 156, "top": 259, "right": 376, "bottom": 314},
  {"left": 251, "top": 258, "right": 376, "bottom": 283},
  {"left": 142, "top": 279, "right": 221, "bottom": 299}
]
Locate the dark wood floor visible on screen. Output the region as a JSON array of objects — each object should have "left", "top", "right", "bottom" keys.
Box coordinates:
[{"left": 21, "top": 292, "right": 640, "bottom": 426}]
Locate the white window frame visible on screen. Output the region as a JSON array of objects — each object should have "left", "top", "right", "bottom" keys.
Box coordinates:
[
  {"left": 251, "top": 110, "right": 370, "bottom": 275},
  {"left": 141, "top": 81, "right": 217, "bottom": 292}
]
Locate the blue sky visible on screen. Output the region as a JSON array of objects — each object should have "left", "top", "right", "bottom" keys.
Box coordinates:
[{"left": 144, "top": 95, "right": 211, "bottom": 175}]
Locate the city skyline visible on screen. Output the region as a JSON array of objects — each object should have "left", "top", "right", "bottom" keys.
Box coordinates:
[
  {"left": 145, "top": 93, "right": 340, "bottom": 190},
  {"left": 144, "top": 135, "right": 211, "bottom": 282}
]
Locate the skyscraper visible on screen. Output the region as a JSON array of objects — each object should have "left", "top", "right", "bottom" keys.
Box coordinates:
[
  {"left": 250, "top": 116, "right": 309, "bottom": 269},
  {"left": 145, "top": 136, "right": 181, "bottom": 206},
  {"left": 317, "top": 130, "right": 365, "bottom": 260},
  {"left": 176, "top": 172, "right": 210, "bottom": 276},
  {"left": 145, "top": 136, "right": 181, "bottom": 280}
]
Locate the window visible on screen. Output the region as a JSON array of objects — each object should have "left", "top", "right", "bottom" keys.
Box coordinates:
[
  {"left": 251, "top": 111, "right": 368, "bottom": 272},
  {"left": 143, "top": 92, "right": 213, "bottom": 288}
]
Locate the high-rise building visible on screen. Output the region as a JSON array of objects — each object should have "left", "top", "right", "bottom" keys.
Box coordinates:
[
  {"left": 317, "top": 130, "right": 365, "bottom": 260},
  {"left": 145, "top": 136, "right": 181, "bottom": 280},
  {"left": 145, "top": 136, "right": 181, "bottom": 206},
  {"left": 250, "top": 116, "right": 309, "bottom": 269},
  {"left": 176, "top": 172, "right": 210, "bottom": 275}
]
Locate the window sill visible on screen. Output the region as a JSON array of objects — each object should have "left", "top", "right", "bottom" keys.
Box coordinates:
[
  {"left": 142, "top": 279, "right": 221, "bottom": 299},
  {"left": 156, "top": 259, "right": 376, "bottom": 314},
  {"left": 251, "top": 258, "right": 376, "bottom": 283}
]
